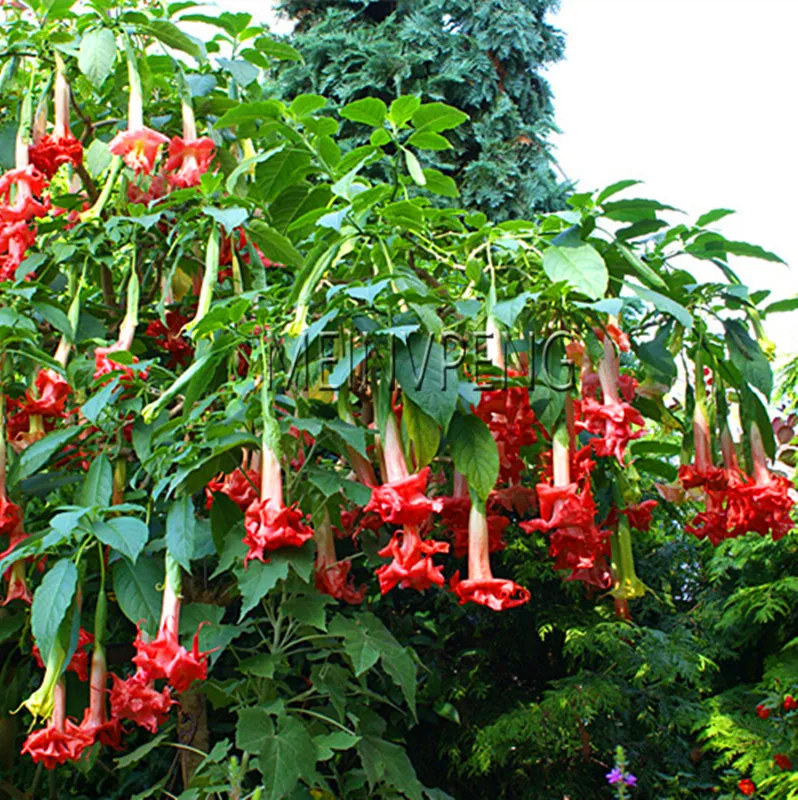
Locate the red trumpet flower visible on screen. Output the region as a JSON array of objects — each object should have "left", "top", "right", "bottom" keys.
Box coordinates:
[
  {"left": 314, "top": 515, "right": 365, "bottom": 604},
  {"left": 164, "top": 136, "right": 216, "bottom": 188},
  {"left": 376, "top": 525, "right": 449, "bottom": 593},
  {"left": 450, "top": 502, "right": 530, "bottom": 610},
  {"left": 0, "top": 165, "right": 50, "bottom": 223},
  {"left": 109, "top": 127, "right": 170, "bottom": 175},
  {"left": 109, "top": 671, "right": 175, "bottom": 733},
  {"left": 145, "top": 311, "right": 194, "bottom": 369}
]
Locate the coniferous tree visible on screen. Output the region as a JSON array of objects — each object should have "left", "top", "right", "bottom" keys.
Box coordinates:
[{"left": 275, "top": 0, "right": 569, "bottom": 219}]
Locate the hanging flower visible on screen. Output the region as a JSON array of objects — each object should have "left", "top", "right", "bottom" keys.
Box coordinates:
[
  {"left": 450, "top": 502, "right": 530, "bottom": 610},
  {"left": 522, "top": 422, "right": 612, "bottom": 589},
  {"left": 93, "top": 346, "right": 141, "bottom": 386},
  {"left": 75, "top": 643, "right": 122, "bottom": 752},
  {"left": 577, "top": 337, "right": 644, "bottom": 464},
  {"left": 145, "top": 310, "right": 194, "bottom": 368},
  {"left": 314, "top": 515, "right": 365, "bottom": 604},
  {"left": 164, "top": 136, "right": 216, "bottom": 188},
  {"left": 376, "top": 525, "right": 449, "bottom": 593},
  {"left": 0, "top": 218, "right": 37, "bottom": 281},
  {"left": 21, "top": 682, "right": 93, "bottom": 769},
  {"left": 109, "top": 127, "right": 169, "bottom": 175},
  {"left": 244, "top": 500, "right": 314, "bottom": 564},
  {"left": 127, "top": 173, "right": 169, "bottom": 205},
  {"left": 109, "top": 671, "right": 175, "bottom": 733},
  {"left": 132, "top": 553, "right": 210, "bottom": 693},
  {"left": 206, "top": 465, "right": 261, "bottom": 512},
  {"left": 243, "top": 420, "right": 313, "bottom": 564},
  {"left": 0, "top": 496, "right": 21, "bottom": 535},
  {"left": 0, "top": 165, "right": 50, "bottom": 223},
  {"left": 621, "top": 499, "right": 658, "bottom": 532},
  {"left": 364, "top": 467, "right": 444, "bottom": 527}
]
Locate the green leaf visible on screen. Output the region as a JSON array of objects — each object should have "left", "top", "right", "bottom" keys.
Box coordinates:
[
  {"left": 255, "top": 149, "right": 312, "bottom": 203},
  {"left": 214, "top": 101, "right": 282, "bottom": 128},
  {"left": 140, "top": 20, "right": 205, "bottom": 60},
  {"left": 324, "top": 419, "right": 368, "bottom": 459},
  {"left": 492, "top": 292, "right": 530, "bottom": 328},
  {"left": 596, "top": 179, "right": 641, "bottom": 204},
  {"left": 166, "top": 496, "right": 196, "bottom": 572},
  {"left": 411, "top": 102, "right": 468, "bottom": 133},
  {"left": 407, "top": 131, "right": 452, "bottom": 150},
  {"left": 340, "top": 97, "right": 387, "bottom": 127},
  {"left": 115, "top": 733, "right": 167, "bottom": 768},
  {"left": 394, "top": 336, "right": 459, "bottom": 429},
  {"left": 543, "top": 244, "right": 608, "bottom": 300},
  {"left": 696, "top": 208, "right": 735, "bottom": 226},
  {"left": 202, "top": 206, "right": 248, "bottom": 233},
  {"left": 236, "top": 557, "right": 290, "bottom": 621},
  {"left": 329, "top": 615, "right": 380, "bottom": 675},
  {"left": 357, "top": 737, "right": 424, "bottom": 800},
  {"left": 628, "top": 283, "right": 693, "bottom": 329},
  {"left": 78, "top": 28, "right": 117, "bottom": 87},
  {"left": 8, "top": 426, "right": 80, "bottom": 485},
  {"left": 92, "top": 517, "right": 149, "bottom": 564},
  {"left": 236, "top": 707, "right": 274, "bottom": 753},
  {"left": 422, "top": 168, "right": 459, "bottom": 198},
  {"left": 290, "top": 94, "right": 326, "bottom": 118},
  {"left": 404, "top": 149, "right": 426, "bottom": 186},
  {"left": 389, "top": 95, "right": 420, "bottom": 127},
  {"left": 615, "top": 242, "right": 668, "bottom": 290},
  {"left": 765, "top": 296, "right": 798, "bottom": 315},
  {"left": 602, "top": 197, "right": 680, "bottom": 222},
  {"left": 725, "top": 319, "right": 773, "bottom": 399},
  {"left": 403, "top": 397, "right": 440, "bottom": 469},
  {"left": 259, "top": 717, "right": 317, "bottom": 800},
  {"left": 32, "top": 559, "right": 78, "bottom": 661},
  {"left": 283, "top": 593, "right": 331, "bottom": 631},
  {"left": 80, "top": 455, "right": 113, "bottom": 507},
  {"left": 113, "top": 557, "right": 163, "bottom": 635},
  {"left": 448, "top": 414, "right": 499, "bottom": 502},
  {"left": 255, "top": 37, "right": 302, "bottom": 62},
  {"left": 247, "top": 220, "right": 304, "bottom": 268}
]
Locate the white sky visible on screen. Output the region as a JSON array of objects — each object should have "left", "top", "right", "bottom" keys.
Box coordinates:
[{"left": 214, "top": 0, "right": 797, "bottom": 357}]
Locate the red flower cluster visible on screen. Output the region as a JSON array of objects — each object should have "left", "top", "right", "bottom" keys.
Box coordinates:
[
  {"left": 474, "top": 369, "right": 540, "bottom": 485},
  {"left": 364, "top": 466, "right": 443, "bottom": 527},
  {"left": 6, "top": 369, "right": 71, "bottom": 450},
  {"left": 439, "top": 494, "right": 509, "bottom": 559},
  {"left": 756, "top": 704, "right": 770, "bottom": 720},
  {"left": 577, "top": 396, "right": 644, "bottom": 465},
  {"left": 784, "top": 694, "right": 797, "bottom": 712},
  {"left": 109, "top": 671, "right": 175, "bottom": 733},
  {"left": 206, "top": 467, "right": 261, "bottom": 512},
  {"left": 29, "top": 133, "right": 83, "bottom": 180},
  {"left": 315, "top": 556, "right": 366, "bottom": 604},
  {"left": 0, "top": 165, "right": 51, "bottom": 282},
  {"left": 145, "top": 311, "right": 194, "bottom": 368},
  {"left": 243, "top": 498, "right": 314, "bottom": 565},
  {"left": 164, "top": 136, "right": 216, "bottom": 189},
  {"left": 522, "top": 480, "right": 612, "bottom": 589},
  {"left": 376, "top": 525, "right": 450, "bottom": 593},
  {"left": 93, "top": 345, "right": 145, "bottom": 387},
  {"left": 132, "top": 624, "right": 209, "bottom": 693},
  {"left": 738, "top": 778, "right": 756, "bottom": 796},
  {"left": 450, "top": 573, "right": 530, "bottom": 611},
  {"left": 22, "top": 716, "right": 94, "bottom": 769}
]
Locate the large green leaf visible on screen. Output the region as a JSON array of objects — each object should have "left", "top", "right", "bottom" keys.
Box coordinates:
[
  {"left": 394, "top": 336, "right": 459, "bottom": 429},
  {"left": 403, "top": 396, "right": 440, "bottom": 469},
  {"left": 357, "top": 737, "right": 424, "bottom": 800},
  {"left": 629, "top": 283, "right": 693, "bottom": 329},
  {"left": 80, "top": 455, "right": 113, "bottom": 507},
  {"left": 166, "top": 496, "right": 197, "bottom": 572},
  {"left": 543, "top": 244, "right": 608, "bottom": 300},
  {"left": 78, "top": 28, "right": 116, "bottom": 87},
  {"left": 448, "top": 414, "right": 499, "bottom": 503},
  {"left": 340, "top": 97, "right": 386, "bottom": 127},
  {"left": 247, "top": 220, "right": 304, "bottom": 268},
  {"left": 139, "top": 20, "right": 205, "bottom": 61},
  {"left": 259, "top": 717, "right": 317, "bottom": 800},
  {"left": 725, "top": 319, "right": 773, "bottom": 399},
  {"left": 411, "top": 102, "right": 468, "bottom": 133},
  {"left": 8, "top": 426, "right": 81, "bottom": 485},
  {"left": 113, "top": 557, "right": 164, "bottom": 635},
  {"left": 31, "top": 559, "right": 78, "bottom": 661},
  {"left": 235, "top": 556, "right": 290, "bottom": 621},
  {"left": 92, "top": 517, "right": 149, "bottom": 564},
  {"left": 236, "top": 707, "right": 274, "bottom": 753}
]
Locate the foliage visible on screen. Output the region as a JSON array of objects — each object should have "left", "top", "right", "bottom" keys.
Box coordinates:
[
  {"left": 273, "top": 0, "right": 569, "bottom": 219},
  {"left": 0, "top": 2, "right": 794, "bottom": 800}
]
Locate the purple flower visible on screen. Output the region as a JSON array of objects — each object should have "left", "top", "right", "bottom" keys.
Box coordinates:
[
  {"left": 606, "top": 767, "right": 624, "bottom": 785},
  {"left": 625, "top": 774, "right": 637, "bottom": 786}
]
